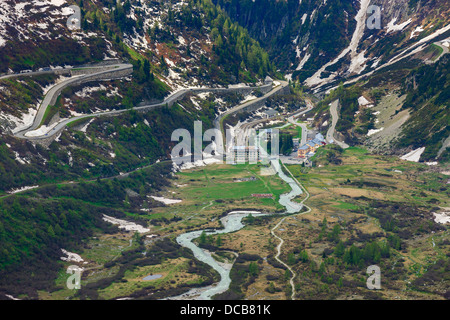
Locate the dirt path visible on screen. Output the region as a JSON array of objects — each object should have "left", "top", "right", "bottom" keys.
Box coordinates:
[
  {"left": 327, "top": 100, "right": 349, "bottom": 149},
  {"left": 270, "top": 162, "right": 312, "bottom": 300}
]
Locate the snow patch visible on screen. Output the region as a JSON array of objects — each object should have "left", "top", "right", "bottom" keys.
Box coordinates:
[
  {"left": 301, "top": 13, "right": 308, "bottom": 25},
  {"left": 386, "top": 18, "right": 412, "bottom": 33},
  {"left": 400, "top": 147, "right": 425, "bottom": 162},
  {"left": 7, "top": 185, "right": 39, "bottom": 194},
  {"left": 60, "top": 249, "right": 84, "bottom": 262},
  {"left": 410, "top": 25, "right": 424, "bottom": 39},
  {"left": 79, "top": 118, "right": 95, "bottom": 133},
  {"left": 433, "top": 212, "right": 450, "bottom": 224},
  {"left": 367, "top": 127, "right": 384, "bottom": 136},
  {"left": 296, "top": 53, "right": 311, "bottom": 71},
  {"left": 149, "top": 196, "right": 182, "bottom": 205},
  {"left": 102, "top": 215, "right": 150, "bottom": 233},
  {"left": 358, "top": 96, "right": 371, "bottom": 106}
]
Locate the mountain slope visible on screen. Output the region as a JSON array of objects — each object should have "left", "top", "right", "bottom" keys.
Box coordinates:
[{"left": 215, "top": 0, "right": 450, "bottom": 90}]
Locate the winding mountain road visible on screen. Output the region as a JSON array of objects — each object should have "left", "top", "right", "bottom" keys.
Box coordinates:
[
  {"left": 287, "top": 98, "right": 314, "bottom": 146},
  {"left": 12, "top": 63, "right": 133, "bottom": 140},
  {"left": 229, "top": 94, "right": 312, "bottom": 149},
  {"left": 11, "top": 63, "right": 286, "bottom": 141},
  {"left": 326, "top": 99, "right": 349, "bottom": 149},
  {"left": 213, "top": 81, "right": 289, "bottom": 132}
]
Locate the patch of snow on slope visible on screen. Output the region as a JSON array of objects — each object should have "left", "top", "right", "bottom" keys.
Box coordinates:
[
  {"left": 358, "top": 96, "right": 371, "bottom": 106},
  {"left": 74, "top": 84, "right": 107, "bottom": 97},
  {"left": 386, "top": 18, "right": 412, "bottom": 33},
  {"left": 102, "top": 215, "right": 150, "bottom": 233},
  {"left": 400, "top": 147, "right": 425, "bottom": 162},
  {"left": 433, "top": 212, "right": 450, "bottom": 224},
  {"left": 410, "top": 25, "right": 424, "bottom": 39},
  {"left": 305, "top": 0, "right": 371, "bottom": 87},
  {"left": 60, "top": 249, "right": 84, "bottom": 262},
  {"left": 79, "top": 118, "right": 95, "bottom": 133},
  {"left": 348, "top": 50, "right": 368, "bottom": 74},
  {"left": 301, "top": 13, "right": 308, "bottom": 25},
  {"left": 149, "top": 196, "right": 182, "bottom": 205},
  {"left": 7, "top": 185, "right": 39, "bottom": 194},
  {"left": 367, "top": 127, "right": 384, "bottom": 136},
  {"left": 296, "top": 53, "right": 311, "bottom": 71}
]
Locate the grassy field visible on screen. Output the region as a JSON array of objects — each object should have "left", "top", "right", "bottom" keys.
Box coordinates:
[
  {"left": 292, "top": 146, "right": 449, "bottom": 208},
  {"left": 41, "top": 161, "right": 294, "bottom": 300},
  {"left": 38, "top": 232, "right": 139, "bottom": 300},
  {"left": 193, "top": 146, "right": 449, "bottom": 300},
  {"left": 97, "top": 257, "right": 205, "bottom": 300},
  {"left": 143, "top": 162, "right": 293, "bottom": 235},
  {"left": 41, "top": 148, "right": 449, "bottom": 300}
]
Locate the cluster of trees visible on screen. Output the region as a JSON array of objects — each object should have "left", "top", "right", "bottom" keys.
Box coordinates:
[
  {"left": 0, "top": 35, "right": 107, "bottom": 73},
  {"left": 332, "top": 85, "right": 372, "bottom": 141},
  {"left": 0, "top": 196, "right": 119, "bottom": 297},
  {"left": 339, "top": 242, "right": 391, "bottom": 267},
  {"left": 111, "top": 0, "right": 143, "bottom": 35},
  {"left": 312, "top": 144, "right": 343, "bottom": 166},
  {"left": 411, "top": 259, "right": 450, "bottom": 299},
  {"left": 0, "top": 141, "right": 49, "bottom": 192},
  {"left": 365, "top": 200, "right": 445, "bottom": 239},
  {"left": 213, "top": 0, "right": 356, "bottom": 78},
  {"left": 38, "top": 161, "right": 172, "bottom": 210},
  {"left": 0, "top": 75, "right": 56, "bottom": 116},
  {"left": 279, "top": 133, "right": 294, "bottom": 155},
  {"left": 398, "top": 55, "right": 450, "bottom": 161},
  {"left": 164, "top": 0, "right": 275, "bottom": 82},
  {"left": 214, "top": 253, "right": 262, "bottom": 300}
]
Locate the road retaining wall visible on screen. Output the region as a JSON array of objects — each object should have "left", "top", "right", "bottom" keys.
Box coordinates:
[{"left": 48, "top": 67, "right": 133, "bottom": 106}]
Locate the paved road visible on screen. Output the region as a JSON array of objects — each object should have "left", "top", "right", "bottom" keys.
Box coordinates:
[
  {"left": 0, "top": 64, "right": 121, "bottom": 81},
  {"left": 0, "top": 70, "right": 59, "bottom": 80},
  {"left": 12, "top": 65, "right": 280, "bottom": 141},
  {"left": 212, "top": 80, "right": 288, "bottom": 154},
  {"left": 227, "top": 92, "right": 312, "bottom": 153},
  {"left": 12, "top": 63, "right": 133, "bottom": 140},
  {"left": 214, "top": 81, "right": 289, "bottom": 132},
  {"left": 287, "top": 98, "right": 314, "bottom": 146},
  {"left": 428, "top": 39, "right": 449, "bottom": 64},
  {"left": 327, "top": 99, "right": 349, "bottom": 149}
]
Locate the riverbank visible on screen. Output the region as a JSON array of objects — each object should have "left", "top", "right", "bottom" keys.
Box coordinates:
[{"left": 170, "top": 159, "right": 305, "bottom": 300}]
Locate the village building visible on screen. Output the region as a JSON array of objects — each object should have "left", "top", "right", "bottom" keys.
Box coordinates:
[
  {"left": 264, "top": 75, "right": 273, "bottom": 85},
  {"left": 304, "top": 158, "right": 313, "bottom": 167},
  {"left": 297, "top": 144, "right": 310, "bottom": 158},
  {"left": 262, "top": 108, "right": 278, "bottom": 119},
  {"left": 231, "top": 145, "right": 260, "bottom": 163},
  {"left": 297, "top": 132, "right": 326, "bottom": 159}
]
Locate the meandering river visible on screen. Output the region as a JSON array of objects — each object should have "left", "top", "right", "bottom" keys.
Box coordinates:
[{"left": 171, "top": 159, "right": 303, "bottom": 300}]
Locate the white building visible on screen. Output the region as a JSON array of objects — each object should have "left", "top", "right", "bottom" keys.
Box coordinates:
[{"left": 231, "top": 146, "right": 260, "bottom": 164}]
